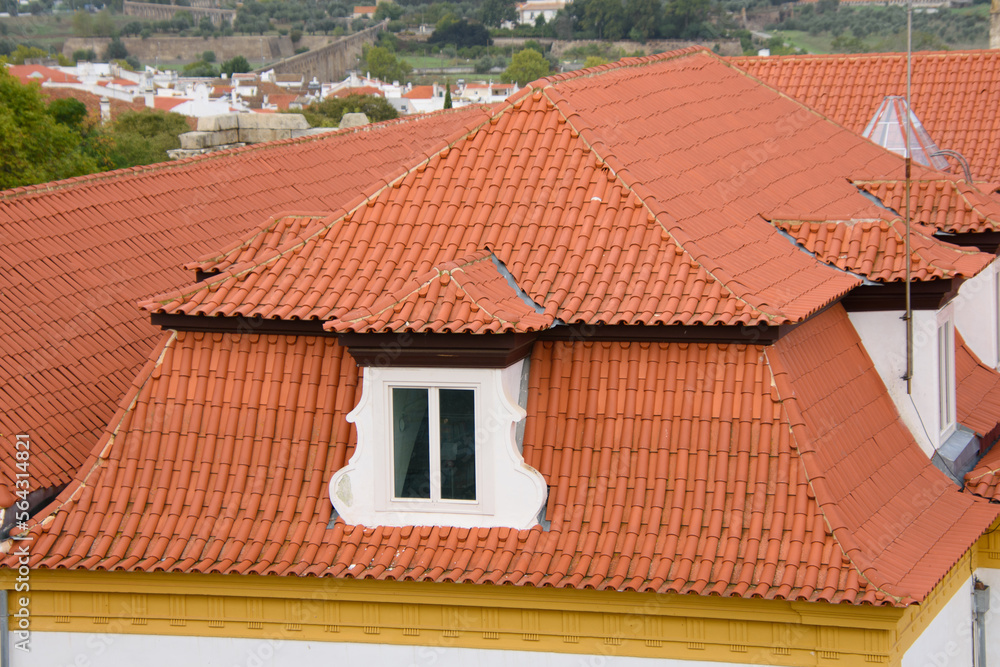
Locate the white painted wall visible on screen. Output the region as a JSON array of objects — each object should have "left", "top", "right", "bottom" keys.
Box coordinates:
[
  {"left": 902, "top": 575, "right": 974, "bottom": 667},
  {"left": 9, "top": 633, "right": 784, "bottom": 667},
  {"left": 954, "top": 259, "right": 1000, "bottom": 370},
  {"left": 849, "top": 306, "right": 955, "bottom": 456}
]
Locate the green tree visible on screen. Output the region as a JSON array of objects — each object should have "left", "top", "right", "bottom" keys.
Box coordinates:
[
  {"left": 103, "top": 109, "right": 188, "bottom": 169},
  {"left": 300, "top": 93, "right": 399, "bottom": 127},
  {"left": 7, "top": 45, "right": 50, "bottom": 64},
  {"left": 429, "top": 18, "right": 492, "bottom": 47},
  {"left": 47, "top": 98, "right": 89, "bottom": 133},
  {"left": 583, "top": 55, "right": 610, "bottom": 68},
  {"left": 501, "top": 48, "right": 550, "bottom": 86},
  {"left": 374, "top": 1, "right": 403, "bottom": 20},
  {"left": 362, "top": 45, "right": 411, "bottom": 82},
  {"left": 0, "top": 69, "right": 98, "bottom": 189},
  {"left": 71, "top": 10, "right": 93, "bottom": 38},
  {"left": 480, "top": 0, "right": 516, "bottom": 27},
  {"left": 220, "top": 54, "right": 252, "bottom": 76},
  {"left": 93, "top": 9, "right": 115, "bottom": 37},
  {"left": 105, "top": 38, "right": 129, "bottom": 61},
  {"left": 443, "top": 80, "right": 452, "bottom": 109}
]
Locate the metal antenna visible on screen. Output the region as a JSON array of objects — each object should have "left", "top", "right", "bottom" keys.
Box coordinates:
[{"left": 904, "top": 0, "right": 914, "bottom": 394}]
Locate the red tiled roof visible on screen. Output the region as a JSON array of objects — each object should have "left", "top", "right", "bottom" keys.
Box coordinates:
[
  {"left": 267, "top": 93, "right": 300, "bottom": 110},
  {"left": 331, "top": 251, "right": 553, "bottom": 333},
  {"left": 967, "top": 446, "right": 1000, "bottom": 500},
  {"left": 773, "top": 217, "right": 991, "bottom": 282},
  {"left": 39, "top": 87, "right": 147, "bottom": 122},
  {"left": 956, "top": 331, "right": 1000, "bottom": 443},
  {"left": 855, "top": 179, "right": 1000, "bottom": 235},
  {"left": 12, "top": 306, "right": 995, "bottom": 605},
  {"left": 0, "top": 107, "right": 487, "bottom": 495},
  {"left": 8, "top": 64, "right": 80, "bottom": 85},
  {"left": 402, "top": 85, "right": 435, "bottom": 99},
  {"left": 152, "top": 97, "right": 187, "bottom": 111},
  {"left": 730, "top": 51, "right": 1000, "bottom": 182},
  {"left": 767, "top": 306, "right": 1000, "bottom": 604},
  {"left": 145, "top": 49, "right": 977, "bottom": 331}
]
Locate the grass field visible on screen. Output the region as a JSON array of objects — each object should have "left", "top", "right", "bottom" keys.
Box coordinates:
[{"left": 776, "top": 30, "right": 839, "bottom": 54}]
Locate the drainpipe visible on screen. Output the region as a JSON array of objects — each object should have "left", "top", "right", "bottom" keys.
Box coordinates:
[
  {"left": 974, "top": 578, "right": 989, "bottom": 667},
  {"left": 1, "top": 589, "right": 9, "bottom": 667}
]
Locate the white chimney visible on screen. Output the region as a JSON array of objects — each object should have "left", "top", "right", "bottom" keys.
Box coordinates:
[{"left": 99, "top": 97, "right": 111, "bottom": 124}]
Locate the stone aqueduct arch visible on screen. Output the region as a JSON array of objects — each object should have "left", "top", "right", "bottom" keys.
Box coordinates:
[
  {"left": 123, "top": 1, "right": 236, "bottom": 27},
  {"left": 253, "top": 21, "right": 387, "bottom": 84}
]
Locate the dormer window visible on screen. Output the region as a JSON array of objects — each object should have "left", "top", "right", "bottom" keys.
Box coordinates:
[
  {"left": 330, "top": 360, "right": 547, "bottom": 529},
  {"left": 392, "top": 386, "right": 476, "bottom": 502}
]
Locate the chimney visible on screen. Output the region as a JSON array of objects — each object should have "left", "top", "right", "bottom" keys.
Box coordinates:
[
  {"left": 144, "top": 92, "right": 154, "bottom": 108},
  {"left": 99, "top": 97, "right": 111, "bottom": 124}
]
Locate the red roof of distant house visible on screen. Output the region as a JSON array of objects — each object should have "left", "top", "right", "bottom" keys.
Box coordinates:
[
  {"left": 152, "top": 96, "right": 188, "bottom": 111},
  {"left": 266, "top": 93, "right": 301, "bottom": 110},
  {"left": 0, "top": 107, "right": 484, "bottom": 496},
  {"left": 402, "top": 85, "right": 435, "bottom": 99},
  {"left": 8, "top": 64, "right": 80, "bottom": 86},
  {"left": 730, "top": 51, "right": 1000, "bottom": 182}
]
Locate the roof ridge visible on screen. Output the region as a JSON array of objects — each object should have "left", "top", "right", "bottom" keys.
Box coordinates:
[
  {"left": 186, "top": 211, "right": 330, "bottom": 272},
  {"left": 141, "top": 108, "right": 502, "bottom": 313},
  {"left": 539, "top": 78, "right": 791, "bottom": 323},
  {"left": 9, "top": 331, "right": 178, "bottom": 543},
  {"left": 537, "top": 45, "right": 707, "bottom": 87},
  {"left": 764, "top": 342, "right": 909, "bottom": 605},
  {"left": 0, "top": 106, "right": 489, "bottom": 202}
]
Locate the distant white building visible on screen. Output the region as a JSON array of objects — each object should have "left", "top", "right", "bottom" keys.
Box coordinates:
[{"left": 515, "top": 0, "right": 565, "bottom": 24}]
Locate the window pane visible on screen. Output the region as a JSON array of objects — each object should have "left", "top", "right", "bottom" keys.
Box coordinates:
[
  {"left": 393, "top": 388, "right": 430, "bottom": 499},
  {"left": 439, "top": 389, "right": 476, "bottom": 501}
]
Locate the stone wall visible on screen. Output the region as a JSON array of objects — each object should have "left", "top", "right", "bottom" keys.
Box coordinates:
[
  {"left": 123, "top": 1, "right": 236, "bottom": 27},
  {"left": 63, "top": 35, "right": 335, "bottom": 64},
  {"left": 253, "top": 21, "right": 387, "bottom": 82},
  {"left": 492, "top": 37, "right": 743, "bottom": 58}
]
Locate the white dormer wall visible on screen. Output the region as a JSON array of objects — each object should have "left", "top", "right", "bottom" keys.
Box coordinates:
[
  {"left": 330, "top": 359, "right": 548, "bottom": 529},
  {"left": 849, "top": 304, "right": 956, "bottom": 457},
  {"left": 954, "top": 258, "right": 1000, "bottom": 369}
]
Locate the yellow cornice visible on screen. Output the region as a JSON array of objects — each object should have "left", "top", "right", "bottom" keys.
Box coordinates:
[{"left": 0, "top": 569, "right": 906, "bottom": 666}]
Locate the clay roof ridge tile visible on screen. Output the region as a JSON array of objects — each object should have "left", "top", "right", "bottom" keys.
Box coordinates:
[{"left": 5, "top": 332, "right": 177, "bottom": 545}]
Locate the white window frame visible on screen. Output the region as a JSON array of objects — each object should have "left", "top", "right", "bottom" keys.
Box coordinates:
[
  {"left": 380, "top": 374, "right": 492, "bottom": 515},
  {"left": 329, "top": 362, "right": 547, "bottom": 529},
  {"left": 938, "top": 316, "right": 956, "bottom": 439}
]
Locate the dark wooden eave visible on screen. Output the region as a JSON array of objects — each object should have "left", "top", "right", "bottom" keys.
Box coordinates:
[
  {"left": 841, "top": 278, "right": 965, "bottom": 312},
  {"left": 152, "top": 314, "right": 799, "bottom": 366},
  {"left": 934, "top": 231, "right": 1000, "bottom": 255},
  {"left": 151, "top": 313, "right": 335, "bottom": 337}
]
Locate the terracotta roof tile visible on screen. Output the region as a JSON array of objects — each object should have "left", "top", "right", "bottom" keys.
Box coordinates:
[
  {"left": 143, "top": 49, "right": 971, "bottom": 331},
  {"left": 13, "top": 306, "right": 995, "bottom": 605},
  {"left": 730, "top": 51, "right": 1000, "bottom": 182},
  {"left": 961, "top": 332, "right": 1000, "bottom": 500},
  {"left": 773, "top": 217, "right": 991, "bottom": 282},
  {"left": 855, "top": 179, "right": 1000, "bottom": 234},
  {"left": 956, "top": 331, "right": 1000, "bottom": 443},
  {"left": 0, "top": 107, "right": 487, "bottom": 494},
  {"left": 330, "top": 251, "right": 553, "bottom": 333},
  {"left": 767, "top": 306, "right": 999, "bottom": 604}
]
